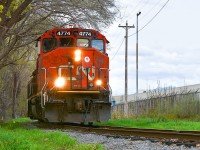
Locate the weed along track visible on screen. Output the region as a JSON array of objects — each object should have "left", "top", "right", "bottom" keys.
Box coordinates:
[{"left": 37, "top": 122, "right": 200, "bottom": 147}]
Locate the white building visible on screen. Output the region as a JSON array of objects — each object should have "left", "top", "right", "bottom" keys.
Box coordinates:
[{"left": 112, "top": 84, "right": 200, "bottom": 104}]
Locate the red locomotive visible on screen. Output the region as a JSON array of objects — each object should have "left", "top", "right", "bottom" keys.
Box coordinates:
[{"left": 27, "top": 27, "right": 111, "bottom": 123}]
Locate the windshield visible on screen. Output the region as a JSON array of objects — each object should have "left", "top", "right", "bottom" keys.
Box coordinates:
[
  {"left": 77, "top": 39, "right": 89, "bottom": 47},
  {"left": 59, "top": 38, "right": 74, "bottom": 47},
  {"left": 92, "top": 40, "right": 104, "bottom": 52},
  {"left": 42, "top": 38, "right": 57, "bottom": 52}
]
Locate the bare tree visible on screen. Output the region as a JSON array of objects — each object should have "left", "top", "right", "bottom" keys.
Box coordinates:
[
  {"left": 0, "top": 0, "right": 118, "bottom": 70},
  {"left": 0, "top": 0, "right": 118, "bottom": 119},
  {"left": 11, "top": 67, "right": 21, "bottom": 118},
  {"left": 0, "top": 69, "right": 13, "bottom": 120},
  {"left": 0, "top": 52, "right": 37, "bottom": 120}
]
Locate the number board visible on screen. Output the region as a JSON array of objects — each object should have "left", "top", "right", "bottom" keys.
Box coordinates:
[
  {"left": 79, "top": 31, "right": 92, "bottom": 37},
  {"left": 56, "top": 31, "right": 71, "bottom": 36}
]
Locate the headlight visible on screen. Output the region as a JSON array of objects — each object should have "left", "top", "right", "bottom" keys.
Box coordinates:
[
  {"left": 75, "top": 49, "right": 81, "bottom": 61},
  {"left": 75, "top": 56, "right": 81, "bottom": 61},
  {"left": 54, "top": 77, "right": 65, "bottom": 88},
  {"left": 96, "top": 79, "right": 102, "bottom": 86}
]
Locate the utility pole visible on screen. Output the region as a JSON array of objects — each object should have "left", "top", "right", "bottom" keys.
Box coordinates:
[
  {"left": 136, "top": 12, "right": 141, "bottom": 97},
  {"left": 119, "top": 21, "right": 134, "bottom": 117}
]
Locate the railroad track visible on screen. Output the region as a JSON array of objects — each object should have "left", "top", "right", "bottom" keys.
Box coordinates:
[
  {"left": 92, "top": 126, "right": 200, "bottom": 141},
  {"left": 36, "top": 122, "right": 200, "bottom": 143}
]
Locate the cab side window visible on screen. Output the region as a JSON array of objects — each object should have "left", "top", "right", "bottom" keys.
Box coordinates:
[
  {"left": 59, "top": 38, "right": 74, "bottom": 47},
  {"left": 42, "top": 38, "right": 57, "bottom": 52},
  {"left": 92, "top": 40, "right": 104, "bottom": 53}
]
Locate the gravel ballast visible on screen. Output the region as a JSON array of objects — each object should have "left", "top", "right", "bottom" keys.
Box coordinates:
[{"left": 66, "top": 130, "right": 200, "bottom": 150}]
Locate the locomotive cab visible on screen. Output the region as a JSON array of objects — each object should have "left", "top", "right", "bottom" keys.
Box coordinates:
[{"left": 27, "top": 27, "right": 111, "bottom": 123}]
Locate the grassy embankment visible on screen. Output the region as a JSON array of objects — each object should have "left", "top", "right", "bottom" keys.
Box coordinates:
[
  {"left": 98, "top": 118, "right": 200, "bottom": 131},
  {"left": 0, "top": 118, "right": 103, "bottom": 150},
  {"left": 1, "top": 117, "right": 199, "bottom": 149}
]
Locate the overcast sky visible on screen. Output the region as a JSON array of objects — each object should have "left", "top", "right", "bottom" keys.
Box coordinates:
[{"left": 103, "top": 0, "right": 200, "bottom": 96}]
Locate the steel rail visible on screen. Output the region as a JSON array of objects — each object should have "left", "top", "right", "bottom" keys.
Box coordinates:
[{"left": 87, "top": 126, "right": 200, "bottom": 142}]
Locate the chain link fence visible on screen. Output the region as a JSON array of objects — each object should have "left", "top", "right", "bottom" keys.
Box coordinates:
[{"left": 112, "top": 87, "right": 200, "bottom": 119}]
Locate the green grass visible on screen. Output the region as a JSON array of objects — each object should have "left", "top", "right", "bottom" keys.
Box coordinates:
[
  {"left": 0, "top": 118, "right": 104, "bottom": 150},
  {"left": 97, "top": 118, "right": 200, "bottom": 131}
]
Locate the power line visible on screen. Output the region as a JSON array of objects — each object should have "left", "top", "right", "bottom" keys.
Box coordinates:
[
  {"left": 126, "top": 0, "right": 145, "bottom": 18},
  {"left": 140, "top": 0, "right": 163, "bottom": 21},
  {"left": 109, "top": 0, "right": 152, "bottom": 61},
  {"left": 129, "top": 0, "right": 170, "bottom": 37},
  {"left": 110, "top": 38, "right": 125, "bottom": 61}
]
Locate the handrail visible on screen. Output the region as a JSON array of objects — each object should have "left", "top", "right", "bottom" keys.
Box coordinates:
[{"left": 41, "top": 68, "right": 47, "bottom": 108}]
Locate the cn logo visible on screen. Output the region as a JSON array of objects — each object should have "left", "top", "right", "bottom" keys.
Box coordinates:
[
  {"left": 84, "top": 56, "right": 90, "bottom": 62},
  {"left": 76, "top": 66, "right": 95, "bottom": 80}
]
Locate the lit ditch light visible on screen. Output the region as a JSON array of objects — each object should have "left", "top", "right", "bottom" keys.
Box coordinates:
[
  {"left": 96, "top": 79, "right": 102, "bottom": 86},
  {"left": 54, "top": 77, "right": 66, "bottom": 88}
]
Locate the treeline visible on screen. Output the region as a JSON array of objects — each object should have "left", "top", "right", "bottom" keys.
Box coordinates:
[{"left": 0, "top": 0, "right": 118, "bottom": 121}]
